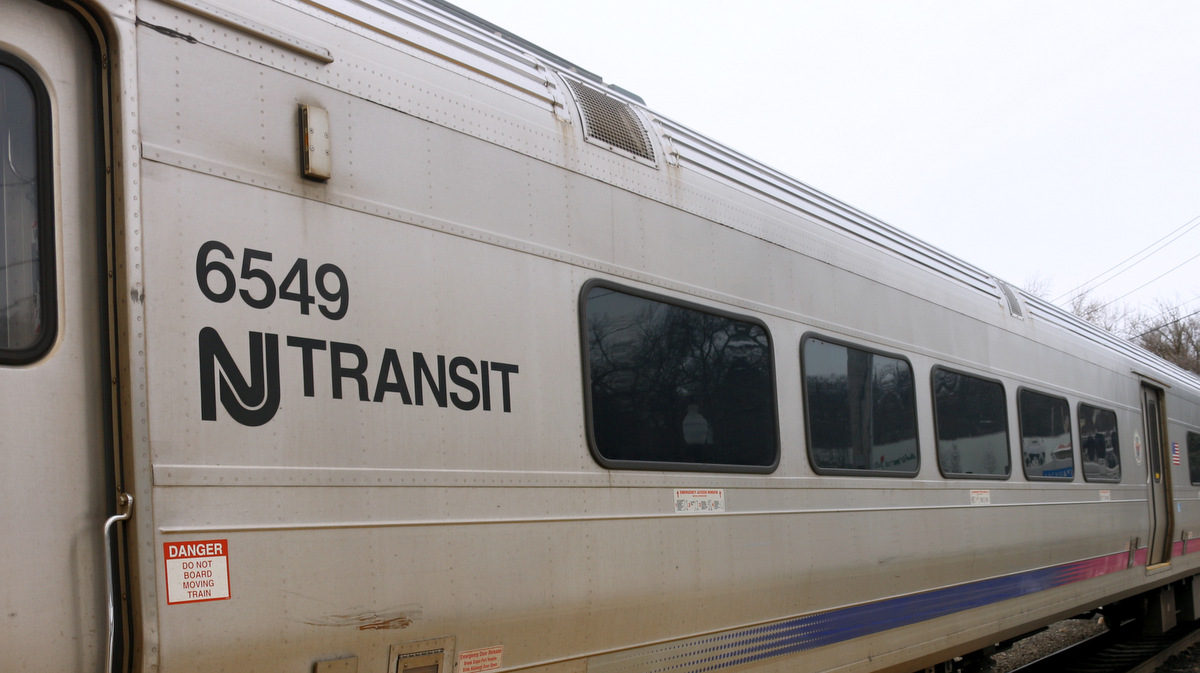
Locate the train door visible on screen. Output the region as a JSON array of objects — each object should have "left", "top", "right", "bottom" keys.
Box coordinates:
[
  {"left": 0, "top": 2, "right": 119, "bottom": 670},
  {"left": 1142, "top": 383, "right": 1174, "bottom": 566}
]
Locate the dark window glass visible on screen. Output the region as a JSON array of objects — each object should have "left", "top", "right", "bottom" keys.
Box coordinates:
[
  {"left": 1189, "top": 432, "right": 1200, "bottom": 486},
  {"left": 1079, "top": 404, "right": 1121, "bottom": 482},
  {"left": 582, "top": 284, "right": 778, "bottom": 471},
  {"left": 1019, "top": 389, "right": 1074, "bottom": 480},
  {"left": 932, "top": 368, "right": 1010, "bottom": 478},
  {"left": 0, "top": 57, "right": 53, "bottom": 362},
  {"left": 802, "top": 336, "right": 918, "bottom": 474}
]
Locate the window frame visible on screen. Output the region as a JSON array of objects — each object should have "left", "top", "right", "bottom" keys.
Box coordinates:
[
  {"left": 1189, "top": 431, "right": 1200, "bottom": 486},
  {"left": 578, "top": 279, "right": 780, "bottom": 474},
  {"left": 1078, "top": 402, "right": 1121, "bottom": 484},
  {"left": 799, "top": 332, "right": 920, "bottom": 478},
  {"left": 0, "top": 51, "right": 57, "bottom": 364},
  {"left": 1016, "top": 387, "right": 1075, "bottom": 482},
  {"left": 930, "top": 365, "right": 1011, "bottom": 480}
]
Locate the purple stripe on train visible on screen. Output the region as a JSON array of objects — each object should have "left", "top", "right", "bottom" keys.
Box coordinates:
[{"left": 593, "top": 545, "right": 1177, "bottom": 673}]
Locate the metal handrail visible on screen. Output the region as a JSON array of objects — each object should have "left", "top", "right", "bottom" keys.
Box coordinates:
[{"left": 103, "top": 493, "right": 133, "bottom": 673}]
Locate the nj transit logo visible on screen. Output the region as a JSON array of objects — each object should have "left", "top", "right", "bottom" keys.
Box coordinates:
[
  {"left": 199, "top": 327, "right": 280, "bottom": 426},
  {"left": 198, "top": 326, "right": 519, "bottom": 427}
]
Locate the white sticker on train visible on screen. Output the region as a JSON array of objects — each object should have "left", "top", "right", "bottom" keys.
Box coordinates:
[
  {"left": 674, "top": 489, "right": 726, "bottom": 514},
  {"left": 458, "top": 646, "right": 503, "bottom": 673},
  {"left": 164, "top": 539, "right": 231, "bottom": 605}
]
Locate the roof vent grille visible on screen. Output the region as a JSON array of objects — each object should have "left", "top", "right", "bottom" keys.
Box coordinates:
[
  {"left": 995, "top": 279, "right": 1025, "bottom": 319},
  {"left": 565, "top": 79, "right": 655, "bottom": 162}
]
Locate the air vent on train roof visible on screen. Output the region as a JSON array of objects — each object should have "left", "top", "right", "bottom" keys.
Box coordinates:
[
  {"left": 995, "top": 279, "right": 1025, "bottom": 319},
  {"left": 564, "top": 78, "right": 656, "bottom": 162}
]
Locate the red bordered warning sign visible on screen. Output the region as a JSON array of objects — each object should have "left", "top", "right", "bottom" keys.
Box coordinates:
[{"left": 163, "top": 539, "right": 231, "bottom": 605}]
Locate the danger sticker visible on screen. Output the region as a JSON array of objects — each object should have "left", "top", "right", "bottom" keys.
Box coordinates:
[
  {"left": 163, "top": 539, "right": 231, "bottom": 605},
  {"left": 458, "top": 645, "right": 503, "bottom": 673}
]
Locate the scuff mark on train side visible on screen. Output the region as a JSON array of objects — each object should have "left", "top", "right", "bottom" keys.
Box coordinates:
[{"left": 303, "top": 604, "right": 422, "bottom": 631}]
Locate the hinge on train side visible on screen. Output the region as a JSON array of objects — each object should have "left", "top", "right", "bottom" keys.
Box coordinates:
[
  {"left": 658, "top": 129, "right": 680, "bottom": 167},
  {"left": 1128, "top": 537, "right": 1140, "bottom": 568},
  {"left": 537, "top": 64, "right": 572, "bottom": 124},
  {"left": 300, "top": 105, "right": 332, "bottom": 181}
]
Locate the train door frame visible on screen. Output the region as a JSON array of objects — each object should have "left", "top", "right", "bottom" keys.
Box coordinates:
[
  {"left": 0, "top": 1, "right": 128, "bottom": 670},
  {"left": 1142, "top": 382, "right": 1174, "bottom": 567}
]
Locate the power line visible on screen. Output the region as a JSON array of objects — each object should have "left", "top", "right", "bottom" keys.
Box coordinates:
[
  {"left": 1099, "top": 248, "right": 1200, "bottom": 309},
  {"left": 1132, "top": 291, "right": 1200, "bottom": 330},
  {"left": 1053, "top": 213, "right": 1200, "bottom": 302},
  {"left": 1136, "top": 304, "right": 1200, "bottom": 339}
]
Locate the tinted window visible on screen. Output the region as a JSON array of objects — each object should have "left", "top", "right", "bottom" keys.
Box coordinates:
[
  {"left": 1190, "top": 432, "right": 1200, "bottom": 485},
  {"left": 802, "top": 336, "right": 918, "bottom": 474},
  {"left": 1079, "top": 404, "right": 1121, "bottom": 482},
  {"left": 932, "top": 368, "right": 1010, "bottom": 478},
  {"left": 582, "top": 284, "right": 777, "bottom": 471},
  {"left": 1019, "top": 389, "right": 1074, "bottom": 480},
  {"left": 0, "top": 56, "right": 54, "bottom": 362}
]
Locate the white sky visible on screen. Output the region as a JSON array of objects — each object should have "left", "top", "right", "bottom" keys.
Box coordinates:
[{"left": 452, "top": 0, "right": 1200, "bottom": 321}]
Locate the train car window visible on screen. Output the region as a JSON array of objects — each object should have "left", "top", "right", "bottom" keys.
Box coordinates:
[
  {"left": 581, "top": 282, "right": 779, "bottom": 472},
  {"left": 932, "top": 368, "right": 1011, "bottom": 478},
  {"left": 801, "top": 335, "right": 918, "bottom": 475},
  {"left": 1018, "top": 389, "right": 1074, "bottom": 480},
  {"left": 0, "top": 55, "right": 55, "bottom": 363},
  {"left": 1079, "top": 404, "right": 1121, "bottom": 483},
  {"left": 1189, "top": 432, "right": 1200, "bottom": 485}
]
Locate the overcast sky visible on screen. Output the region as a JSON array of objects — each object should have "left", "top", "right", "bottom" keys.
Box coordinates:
[{"left": 453, "top": 0, "right": 1200, "bottom": 321}]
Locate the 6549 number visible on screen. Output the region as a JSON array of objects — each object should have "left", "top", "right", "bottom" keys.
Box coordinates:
[{"left": 196, "top": 240, "right": 349, "bottom": 320}]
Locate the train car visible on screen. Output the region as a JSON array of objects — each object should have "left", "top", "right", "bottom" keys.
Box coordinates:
[{"left": 4, "top": 1, "right": 1200, "bottom": 672}]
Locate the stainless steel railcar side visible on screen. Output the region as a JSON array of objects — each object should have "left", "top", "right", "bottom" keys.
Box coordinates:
[{"left": 4, "top": 1, "right": 1200, "bottom": 672}]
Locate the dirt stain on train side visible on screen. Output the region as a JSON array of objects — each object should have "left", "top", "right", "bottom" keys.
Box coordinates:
[{"left": 303, "top": 604, "right": 422, "bottom": 631}]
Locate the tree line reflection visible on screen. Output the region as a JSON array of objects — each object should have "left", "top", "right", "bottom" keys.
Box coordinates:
[{"left": 585, "top": 287, "right": 776, "bottom": 468}]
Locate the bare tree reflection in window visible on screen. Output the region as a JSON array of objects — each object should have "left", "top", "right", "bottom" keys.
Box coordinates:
[
  {"left": 584, "top": 287, "right": 777, "bottom": 468},
  {"left": 803, "top": 337, "right": 918, "bottom": 473},
  {"left": 932, "top": 369, "right": 1010, "bottom": 477},
  {"left": 1079, "top": 404, "right": 1120, "bottom": 482}
]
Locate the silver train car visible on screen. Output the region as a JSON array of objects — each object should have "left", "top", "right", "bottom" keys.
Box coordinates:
[{"left": 4, "top": 1, "right": 1200, "bottom": 672}]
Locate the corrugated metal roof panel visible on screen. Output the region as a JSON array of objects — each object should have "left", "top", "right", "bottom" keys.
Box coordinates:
[
  {"left": 657, "top": 116, "right": 999, "bottom": 298},
  {"left": 1024, "top": 294, "right": 1200, "bottom": 388}
]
